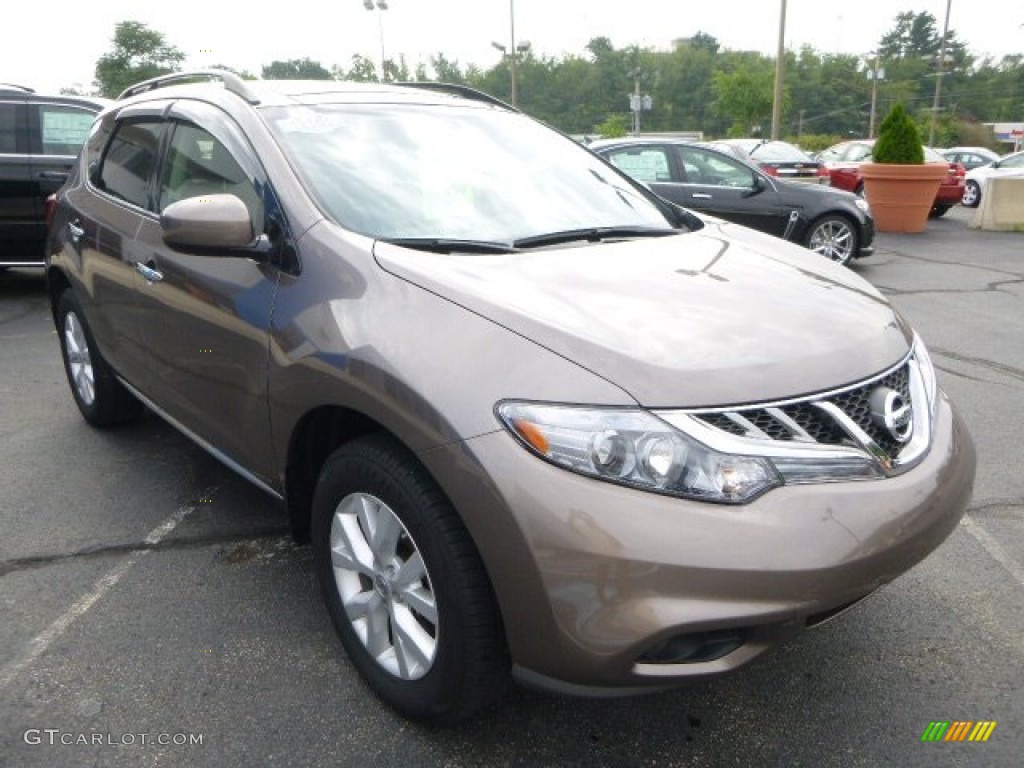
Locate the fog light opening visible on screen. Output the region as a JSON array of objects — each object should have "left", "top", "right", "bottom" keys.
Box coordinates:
[{"left": 639, "top": 629, "right": 747, "bottom": 664}]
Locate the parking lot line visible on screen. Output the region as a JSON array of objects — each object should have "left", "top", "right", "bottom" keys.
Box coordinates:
[
  {"left": 961, "top": 513, "right": 1024, "bottom": 586},
  {"left": 0, "top": 489, "right": 216, "bottom": 692}
]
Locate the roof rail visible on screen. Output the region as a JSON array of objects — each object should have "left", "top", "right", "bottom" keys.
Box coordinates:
[
  {"left": 118, "top": 69, "right": 259, "bottom": 104},
  {"left": 0, "top": 83, "right": 35, "bottom": 93},
  {"left": 394, "top": 82, "right": 517, "bottom": 112}
]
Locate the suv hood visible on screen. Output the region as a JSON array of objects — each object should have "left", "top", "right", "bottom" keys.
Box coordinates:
[{"left": 375, "top": 222, "right": 912, "bottom": 407}]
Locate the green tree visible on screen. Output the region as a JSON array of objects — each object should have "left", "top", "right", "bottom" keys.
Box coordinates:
[
  {"left": 711, "top": 53, "right": 776, "bottom": 136},
  {"left": 93, "top": 21, "right": 186, "bottom": 98},
  {"left": 261, "top": 58, "right": 332, "bottom": 80}
]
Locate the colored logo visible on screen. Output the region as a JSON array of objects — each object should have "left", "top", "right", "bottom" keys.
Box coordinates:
[{"left": 921, "top": 721, "right": 997, "bottom": 742}]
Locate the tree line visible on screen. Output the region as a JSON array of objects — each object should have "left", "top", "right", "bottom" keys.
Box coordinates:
[{"left": 87, "top": 12, "right": 1022, "bottom": 150}]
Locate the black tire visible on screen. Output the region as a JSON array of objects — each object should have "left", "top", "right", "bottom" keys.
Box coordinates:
[
  {"left": 312, "top": 434, "right": 508, "bottom": 722},
  {"left": 805, "top": 214, "right": 859, "bottom": 267},
  {"left": 56, "top": 290, "right": 142, "bottom": 427},
  {"left": 962, "top": 180, "right": 981, "bottom": 208},
  {"left": 929, "top": 204, "right": 951, "bottom": 218}
]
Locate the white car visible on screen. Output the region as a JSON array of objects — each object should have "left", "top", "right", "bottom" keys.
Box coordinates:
[{"left": 962, "top": 150, "right": 1024, "bottom": 207}]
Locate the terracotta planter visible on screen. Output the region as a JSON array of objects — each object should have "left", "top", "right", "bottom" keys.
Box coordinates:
[{"left": 859, "top": 163, "right": 948, "bottom": 233}]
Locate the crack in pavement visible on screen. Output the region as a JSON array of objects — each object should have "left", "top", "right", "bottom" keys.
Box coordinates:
[
  {"left": 876, "top": 276, "right": 1024, "bottom": 298},
  {"left": 0, "top": 526, "right": 292, "bottom": 577},
  {"left": 967, "top": 498, "right": 1024, "bottom": 516},
  {"left": 931, "top": 347, "right": 1024, "bottom": 384}
]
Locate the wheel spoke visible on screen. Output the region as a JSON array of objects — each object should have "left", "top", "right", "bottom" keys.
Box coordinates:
[
  {"left": 393, "top": 551, "right": 426, "bottom": 588},
  {"left": 389, "top": 603, "right": 435, "bottom": 677},
  {"left": 363, "top": 597, "right": 392, "bottom": 658},
  {"left": 344, "top": 587, "right": 382, "bottom": 622},
  {"left": 400, "top": 584, "right": 437, "bottom": 625},
  {"left": 364, "top": 498, "right": 402, "bottom": 564},
  {"left": 331, "top": 512, "right": 376, "bottom": 577}
]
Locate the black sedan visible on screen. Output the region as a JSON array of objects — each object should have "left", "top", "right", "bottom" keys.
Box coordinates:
[{"left": 590, "top": 138, "right": 874, "bottom": 266}]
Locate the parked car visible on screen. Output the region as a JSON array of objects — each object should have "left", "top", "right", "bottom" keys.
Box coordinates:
[
  {"left": 817, "top": 139, "right": 965, "bottom": 217},
  {"left": 707, "top": 138, "right": 829, "bottom": 184},
  {"left": 961, "top": 149, "right": 1024, "bottom": 207},
  {"left": 941, "top": 146, "right": 1000, "bottom": 171},
  {"left": 591, "top": 137, "right": 873, "bottom": 265},
  {"left": 0, "top": 84, "right": 107, "bottom": 269},
  {"left": 47, "top": 72, "right": 975, "bottom": 722}
]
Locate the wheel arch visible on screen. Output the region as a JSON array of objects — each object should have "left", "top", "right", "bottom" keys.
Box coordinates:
[{"left": 46, "top": 266, "right": 72, "bottom": 324}]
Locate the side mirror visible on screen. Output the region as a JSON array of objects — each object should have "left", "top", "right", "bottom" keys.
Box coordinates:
[
  {"left": 742, "top": 174, "right": 767, "bottom": 198},
  {"left": 160, "top": 194, "right": 255, "bottom": 253}
]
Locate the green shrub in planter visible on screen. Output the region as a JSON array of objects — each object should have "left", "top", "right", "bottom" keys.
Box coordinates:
[{"left": 873, "top": 103, "right": 924, "bottom": 164}]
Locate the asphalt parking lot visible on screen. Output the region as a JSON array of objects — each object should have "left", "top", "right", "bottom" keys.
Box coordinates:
[{"left": 1, "top": 204, "right": 1021, "bottom": 767}]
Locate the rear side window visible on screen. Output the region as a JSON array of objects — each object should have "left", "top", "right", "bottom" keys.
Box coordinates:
[
  {"left": 38, "top": 105, "right": 96, "bottom": 156},
  {"left": 0, "top": 103, "right": 23, "bottom": 154},
  {"left": 605, "top": 147, "right": 672, "bottom": 183},
  {"left": 98, "top": 121, "right": 163, "bottom": 210}
]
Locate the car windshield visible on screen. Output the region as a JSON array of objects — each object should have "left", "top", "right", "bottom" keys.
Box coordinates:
[
  {"left": 748, "top": 141, "right": 814, "bottom": 163},
  {"left": 263, "top": 102, "right": 674, "bottom": 242}
]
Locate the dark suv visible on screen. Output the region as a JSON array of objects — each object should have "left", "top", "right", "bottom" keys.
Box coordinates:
[
  {"left": 46, "top": 71, "right": 974, "bottom": 722},
  {"left": 0, "top": 84, "right": 107, "bottom": 268}
]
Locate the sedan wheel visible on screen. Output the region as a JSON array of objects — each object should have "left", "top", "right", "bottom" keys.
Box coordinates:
[
  {"left": 962, "top": 180, "right": 981, "bottom": 208},
  {"left": 312, "top": 435, "right": 507, "bottom": 722},
  {"left": 806, "top": 215, "right": 857, "bottom": 266}
]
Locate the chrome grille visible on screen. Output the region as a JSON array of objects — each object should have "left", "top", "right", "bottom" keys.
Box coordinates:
[{"left": 694, "top": 361, "right": 914, "bottom": 465}]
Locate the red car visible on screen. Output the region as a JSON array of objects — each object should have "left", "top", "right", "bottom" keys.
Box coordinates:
[{"left": 817, "top": 140, "right": 965, "bottom": 217}]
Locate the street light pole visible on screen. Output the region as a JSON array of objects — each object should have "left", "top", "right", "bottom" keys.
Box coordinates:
[
  {"left": 928, "top": 0, "right": 953, "bottom": 146},
  {"left": 363, "top": 0, "right": 389, "bottom": 81},
  {"left": 509, "top": 0, "right": 519, "bottom": 107},
  {"left": 771, "top": 0, "right": 787, "bottom": 140},
  {"left": 492, "top": 1, "right": 529, "bottom": 106}
]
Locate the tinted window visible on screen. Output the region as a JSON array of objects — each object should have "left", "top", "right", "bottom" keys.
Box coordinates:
[
  {"left": 0, "top": 103, "right": 21, "bottom": 153},
  {"left": 158, "top": 122, "right": 263, "bottom": 226},
  {"left": 38, "top": 105, "right": 96, "bottom": 156},
  {"left": 1003, "top": 153, "right": 1024, "bottom": 168},
  {"left": 98, "top": 121, "right": 163, "bottom": 210},
  {"left": 604, "top": 147, "right": 673, "bottom": 183},
  {"left": 675, "top": 147, "right": 755, "bottom": 187}
]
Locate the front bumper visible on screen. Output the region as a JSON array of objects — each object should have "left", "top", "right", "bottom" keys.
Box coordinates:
[{"left": 421, "top": 395, "right": 974, "bottom": 693}]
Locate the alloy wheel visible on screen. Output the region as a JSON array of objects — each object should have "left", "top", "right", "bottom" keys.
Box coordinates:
[
  {"left": 64, "top": 311, "right": 95, "bottom": 406},
  {"left": 808, "top": 219, "right": 855, "bottom": 265},
  {"left": 329, "top": 492, "right": 438, "bottom": 680}
]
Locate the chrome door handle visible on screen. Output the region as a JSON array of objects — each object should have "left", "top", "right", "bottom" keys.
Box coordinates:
[
  {"left": 67, "top": 220, "right": 84, "bottom": 242},
  {"left": 38, "top": 170, "right": 69, "bottom": 181},
  {"left": 135, "top": 260, "right": 164, "bottom": 283},
  {"left": 691, "top": 193, "right": 713, "bottom": 199}
]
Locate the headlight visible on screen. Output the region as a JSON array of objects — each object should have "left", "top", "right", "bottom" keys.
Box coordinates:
[
  {"left": 496, "top": 402, "right": 781, "bottom": 504},
  {"left": 855, "top": 198, "right": 871, "bottom": 213}
]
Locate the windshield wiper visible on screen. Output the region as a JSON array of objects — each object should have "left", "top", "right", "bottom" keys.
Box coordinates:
[
  {"left": 513, "top": 226, "right": 678, "bottom": 249},
  {"left": 379, "top": 237, "right": 519, "bottom": 254}
]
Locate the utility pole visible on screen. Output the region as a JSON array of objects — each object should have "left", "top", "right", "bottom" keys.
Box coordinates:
[
  {"left": 929, "top": 0, "right": 953, "bottom": 146},
  {"left": 771, "top": 0, "right": 787, "bottom": 140},
  {"left": 867, "top": 54, "right": 885, "bottom": 138}
]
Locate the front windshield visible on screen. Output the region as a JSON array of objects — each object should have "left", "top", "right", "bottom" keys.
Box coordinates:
[{"left": 263, "top": 102, "right": 673, "bottom": 242}]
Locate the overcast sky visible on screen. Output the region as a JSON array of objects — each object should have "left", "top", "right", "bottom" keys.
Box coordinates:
[{"left": 5, "top": 1, "right": 1022, "bottom": 94}]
